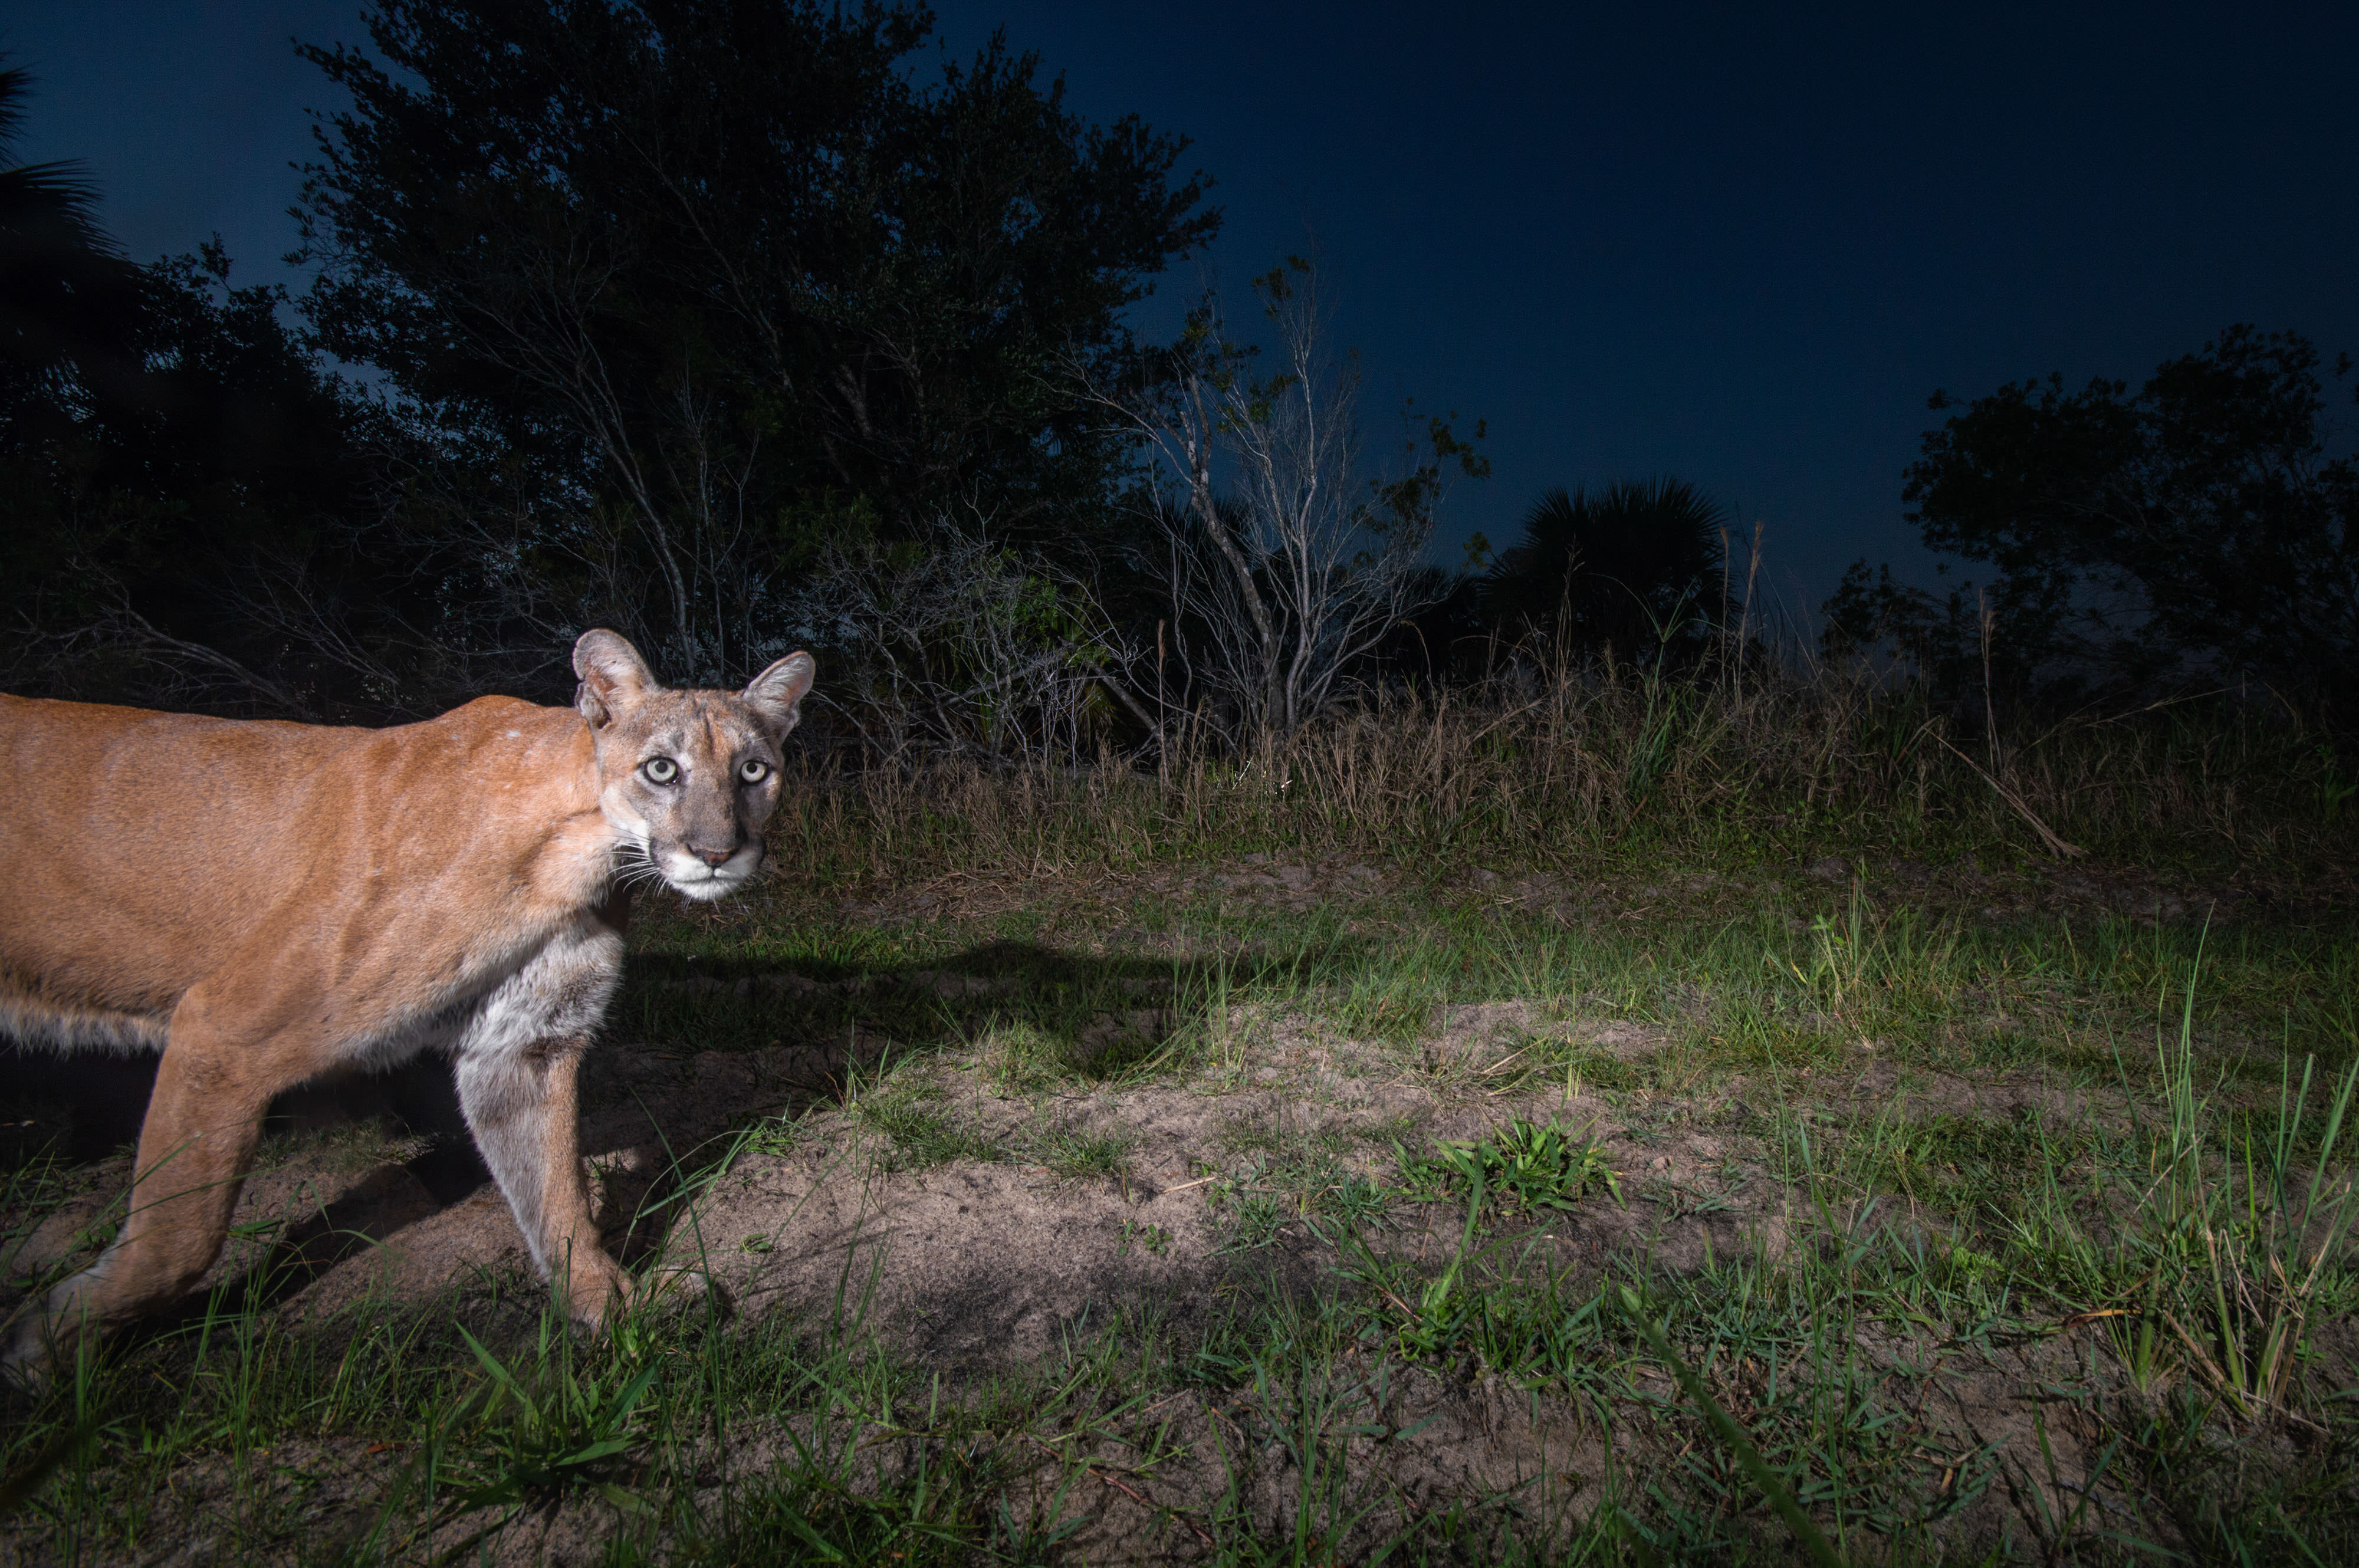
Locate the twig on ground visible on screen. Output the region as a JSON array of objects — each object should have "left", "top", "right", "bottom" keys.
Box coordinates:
[{"left": 1029, "top": 1435, "right": 1214, "bottom": 1547}]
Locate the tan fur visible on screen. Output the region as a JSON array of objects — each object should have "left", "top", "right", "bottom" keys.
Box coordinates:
[{"left": 0, "top": 631, "right": 813, "bottom": 1378}]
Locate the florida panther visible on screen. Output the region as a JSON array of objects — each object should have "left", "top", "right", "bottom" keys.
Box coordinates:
[{"left": 0, "top": 630, "right": 812, "bottom": 1378}]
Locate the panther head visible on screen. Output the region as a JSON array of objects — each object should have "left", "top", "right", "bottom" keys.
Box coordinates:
[{"left": 572, "top": 630, "right": 815, "bottom": 902}]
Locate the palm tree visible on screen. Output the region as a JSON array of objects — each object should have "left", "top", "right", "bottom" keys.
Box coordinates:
[
  {"left": 1, "top": 60, "right": 144, "bottom": 417},
  {"left": 1480, "top": 477, "right": 1730, "bottom": 662}
]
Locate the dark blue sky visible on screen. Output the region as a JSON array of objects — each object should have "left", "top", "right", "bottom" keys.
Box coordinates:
[{"left": 9, "top": 2, "right": 2357, "bottom": 622}]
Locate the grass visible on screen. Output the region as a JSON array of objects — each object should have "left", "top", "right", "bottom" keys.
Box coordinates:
[
  {"left": 4, "top": 666, "right": 2357, "bottom": 1563},
  {"left": 1401, "top": 1119, "right": 1625, "bottom": 1215}
]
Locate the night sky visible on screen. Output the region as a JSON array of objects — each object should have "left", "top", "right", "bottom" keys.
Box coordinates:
[{"left": 8, "top": 2, "right": 2356, "bottom": 624}]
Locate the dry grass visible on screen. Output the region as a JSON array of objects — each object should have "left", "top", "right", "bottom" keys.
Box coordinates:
[{"left": 781, "top": 658, "right": 2356, "bottom": 891}]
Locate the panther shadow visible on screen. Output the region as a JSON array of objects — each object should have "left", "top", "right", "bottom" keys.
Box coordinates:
[{"left": 589, "top": 935, "right": 1359, "bottom": 1266}]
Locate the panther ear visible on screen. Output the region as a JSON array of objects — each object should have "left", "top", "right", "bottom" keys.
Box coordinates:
[
  {"left": 741, "top": 650, "right": 815, "bottom": 737},
  {"left": 573, "top": 630, "right": 659, "bottom": 729}
]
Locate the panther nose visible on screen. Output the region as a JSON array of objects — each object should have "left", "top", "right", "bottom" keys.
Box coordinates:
[{"left": 691, "top": 845, "right": 735, "bottom": 869}]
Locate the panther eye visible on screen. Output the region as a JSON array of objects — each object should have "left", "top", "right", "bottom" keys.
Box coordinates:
[
  {"left": 738, "top": 758, "right": 771, "bottom": 784},
  {"left": 641, "top": 757, "right": 679, "bottom": 784}
]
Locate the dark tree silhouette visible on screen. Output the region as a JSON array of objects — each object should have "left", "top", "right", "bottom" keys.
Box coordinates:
[
  {"left": 295, "top": 0, "right": 1218, "bottom": 689},
  {"left": 1830, "top": 325, "right": 2359, "bottom": 716},
  {"left": 0, "top": 61, "right": 145, "bottom": 424},
  {"left": 2, "top": 64, "right": 382, "bottom": 714},
  {"left": 2, "top": 236, "right": 383, "bottom": 715},
  {"left": 1480, "top": 478, "right": 1728, "bottom": 662}
]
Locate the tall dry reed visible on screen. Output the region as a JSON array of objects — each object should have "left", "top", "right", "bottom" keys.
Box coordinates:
[{"left": 771, "top": 658, "right": 2354, "bottom": 889}]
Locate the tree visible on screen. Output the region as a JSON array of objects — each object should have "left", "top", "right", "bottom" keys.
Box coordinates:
[
  {"left": 4, "top": 60, "right": 409, "bottom": 716},
  {"left": 1841, "top": 325, "right": 2359, "bottom": 714},
  {"left": 1099, "top": 257, "right": 1486, "bottom": 741},
  {"left": 1479, "top": 478, "right": 1729, "bottom": 662},
  {"left": 0, "top": 61, "right": 149, "bottom": 435},
  {"left": 294, "top": 0, "right": 1217, "bottom": 693},
  {"left": 2, "top": 239, "right": 382, "bottom": 713}
]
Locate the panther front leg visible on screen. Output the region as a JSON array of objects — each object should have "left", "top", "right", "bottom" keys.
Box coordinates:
[
  {"left": 455, "top": 921, "right": 630, "bottom": 1327},
  {"left": 456, "top": 1031, "right": 626, "bottom": 1324}
]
